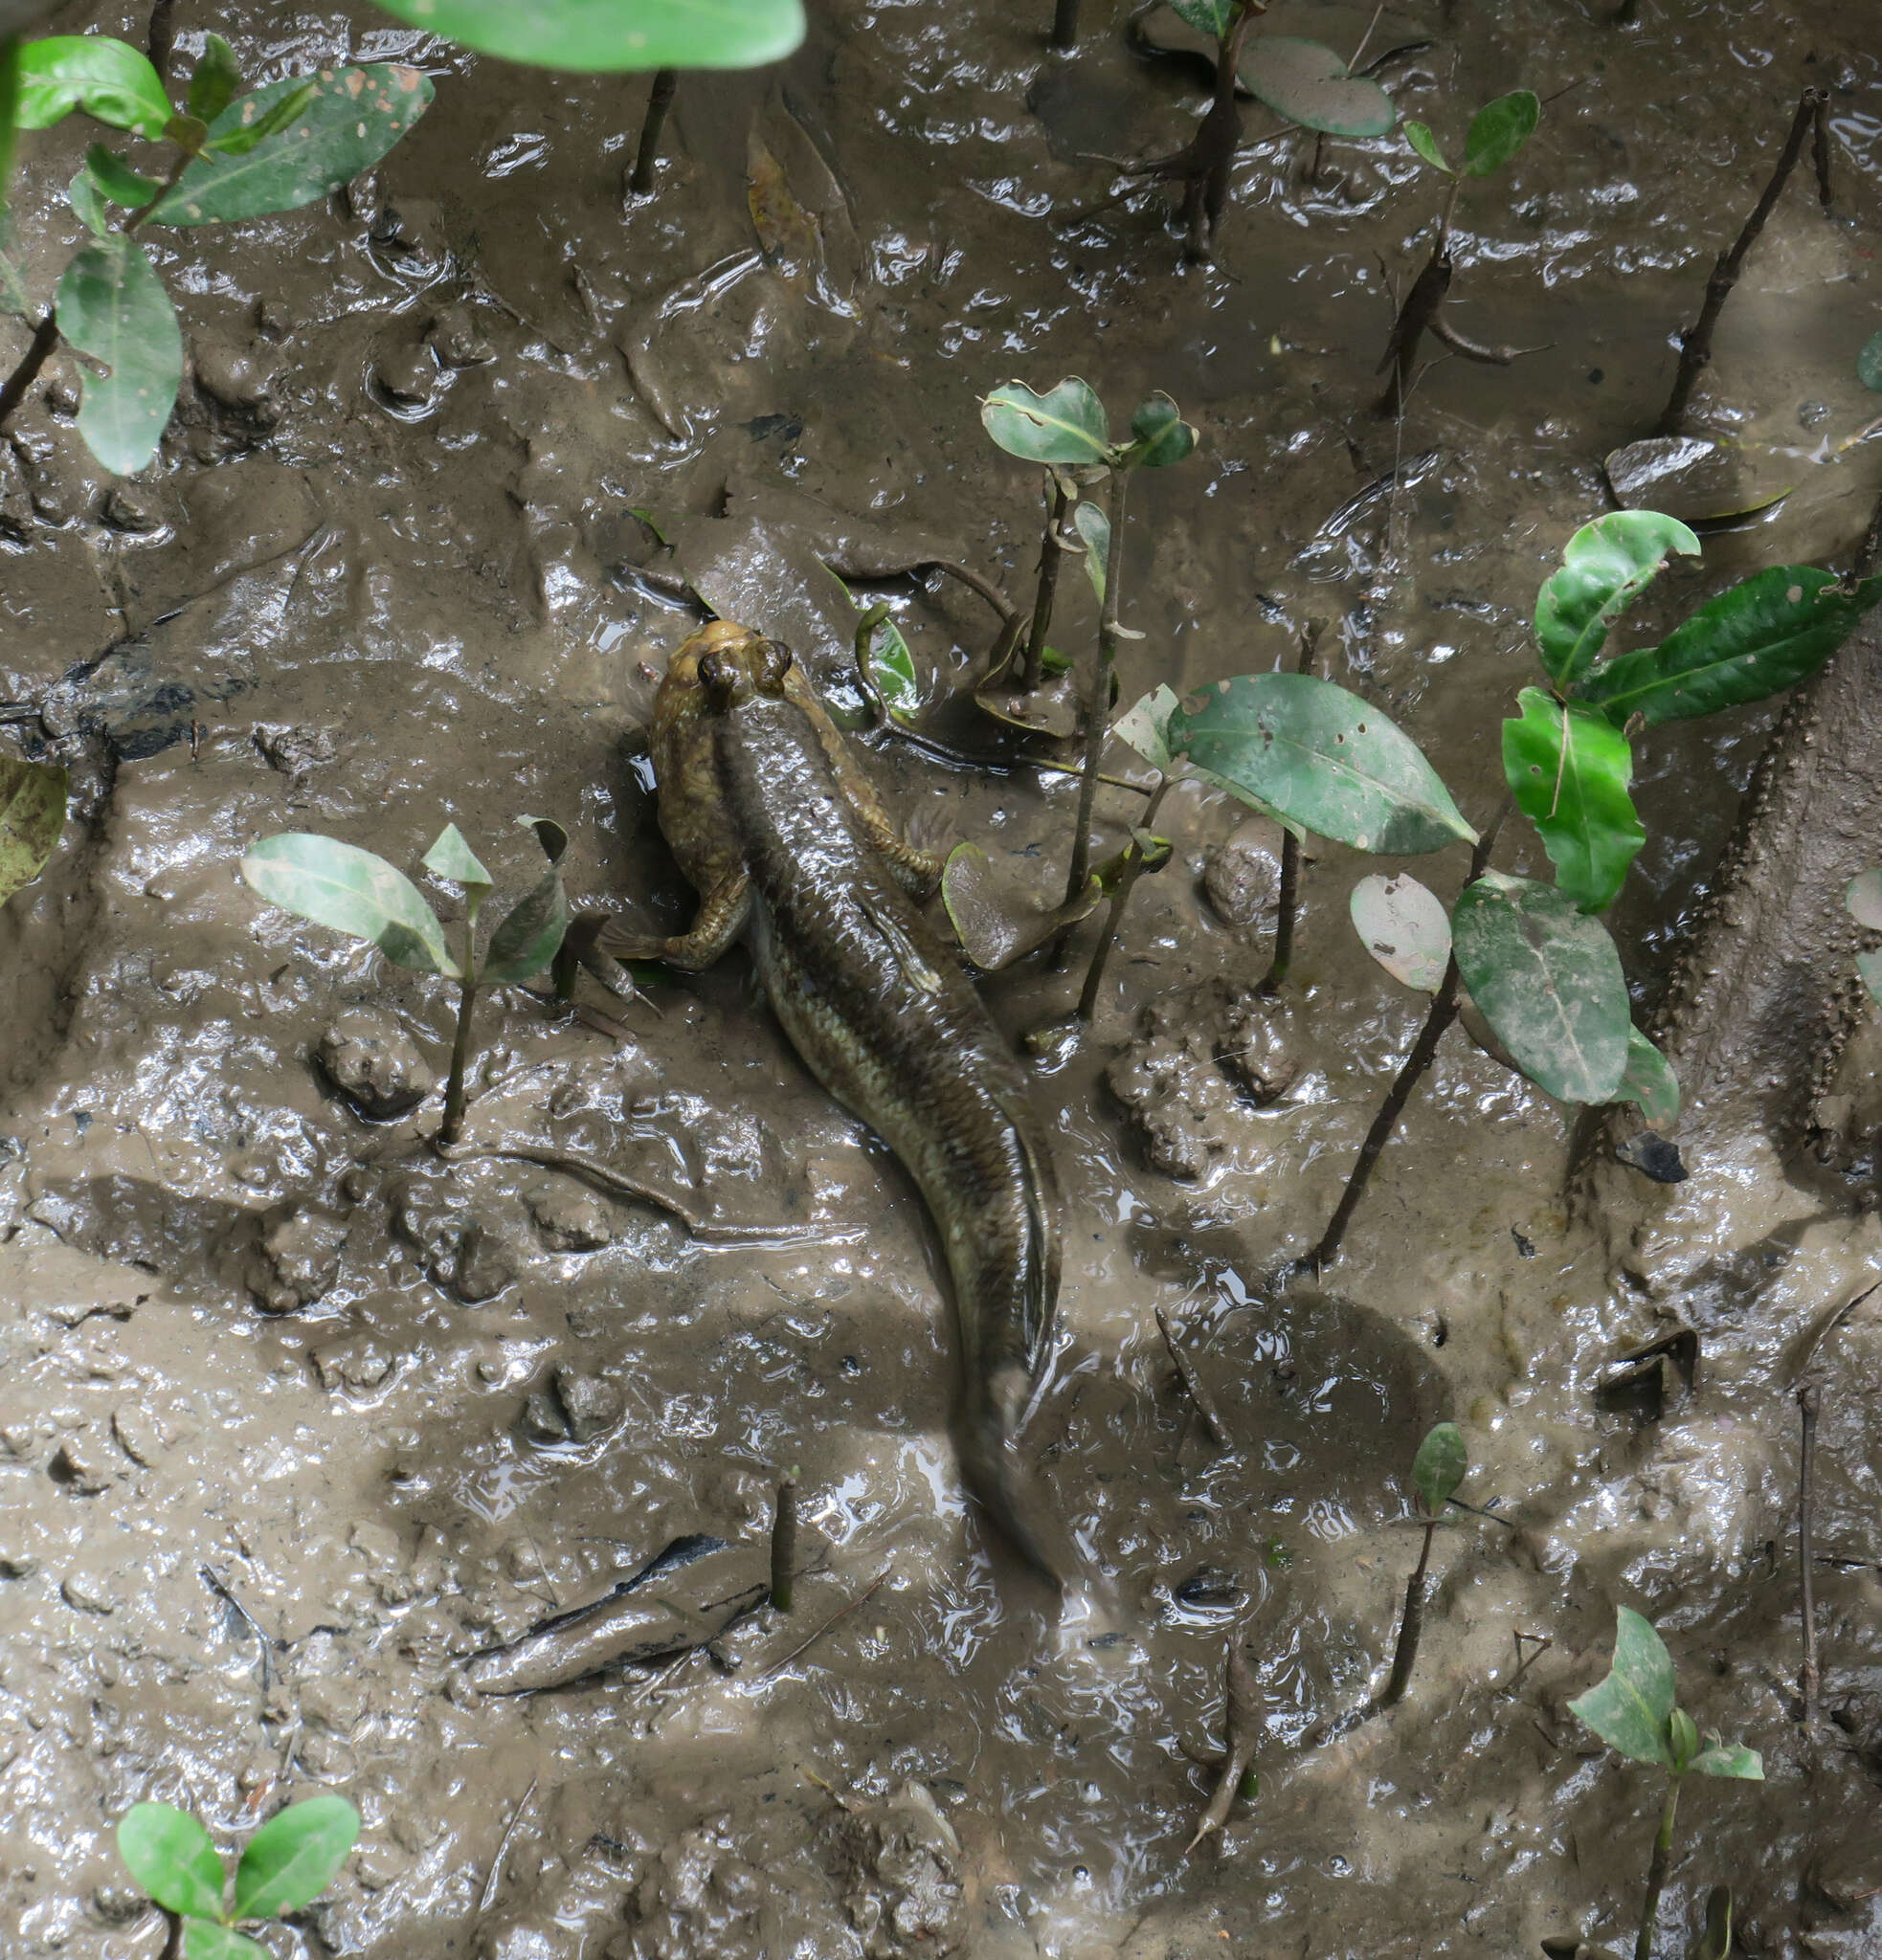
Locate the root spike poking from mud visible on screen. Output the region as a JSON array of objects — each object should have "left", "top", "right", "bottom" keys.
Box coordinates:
[
  {"left": 1155, "top": 1306, "right": 1228, "bottom": 1446},
  {"left": 1798, "top": 1383, "right": 1821, "bottom": 1726},
  {"left": 771, "top": 1473, "right": 799, "bottom": 1613},
  {"left": 1184, "top": 1638, "right": 1260, "bottom": 1856}
]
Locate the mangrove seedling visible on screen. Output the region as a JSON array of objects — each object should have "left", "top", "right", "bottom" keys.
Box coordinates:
[
  {"left": 1569, "top": 1607, "right": 1762, "bottom": 1960},
  {"left": 0, "top": 751, "right": 66, "bottom": 907},
  {"left": 117, "top": 1793, "right": 360, "bottom": 1958},
  {"left": 1370, "top": 1421, "right": 1468, "bottom": 1714},
  {"left": 1376, "top": 89, "right": 1542, "bottom": 417},
  {"left": 1657, "top": 86, "right": 1832, "bottom": 436},
  {"left": 1, "top": 32, "right": 433, "bottom": 470},
  {"left": 979, "top": 376, "right": 1197, "bottom": 962},
  {"left": 241, "top": 818, "right": 571, "bottom": 1148}
]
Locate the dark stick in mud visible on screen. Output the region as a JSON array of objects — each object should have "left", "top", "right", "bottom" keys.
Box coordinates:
[
  {"left": 0, "top": 310, "right": 60, "bottom": 436},
  {"left": 1075, "top": 772, "right": 1171, "bottom": 1015},
  {"left": 1812, "top": 90, "right": 1833, "bottom": 211},
  {"left": 1655, "top": 87, "right": 1827, "bottom": 437},
  {"left": 1155, "top": 1305, "right": 1228, "bottom": 1446},
  {"left": 1261, "top": 619, "right": 1323, "bottom": 991},
  {"left": 1634, "top": 1782, "right": 1680, "bottom": 1960},
  {"left": 629, "top": 68, "right": 679, "bottom": 196},
  {"left": 771, "top": 1473, "right": 798, "bottom": 1613},
  {"left": 1798, "top": 1383, "right": 1820, "bottom": 1725},
  {"left": 1310, "top": 799, "right": 1509, "bottom": 1270},
  {"left": 1054, "top": 465, "right": 1130, "bottom": 962},
  {"left": 146, "top": 0, "right": 176, "bottom": 79},
  {"left": 762, "top": 1568, "right": 890, "bottom": 1679},
  {"left": 1183, "top": 1639, "right": 1259, "bottom": 1856},
  {"left": 1019, "top": 479, "right": 1071, "bottom": 693},
  {"left": 437, "top": 965, "right": 479, "bottom": 1149},
  {"left": 1050, "top": 0, "right": 1080, "bottom": 54}
]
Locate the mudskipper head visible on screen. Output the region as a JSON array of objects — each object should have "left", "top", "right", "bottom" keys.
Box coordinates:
[{"left": 666, "top": 622, "right": 795, "bottom": 715}]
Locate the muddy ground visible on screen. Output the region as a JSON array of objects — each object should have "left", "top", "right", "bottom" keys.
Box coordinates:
[{"left": 4, "top": 0, "right": 1882, "bottom": 1954}]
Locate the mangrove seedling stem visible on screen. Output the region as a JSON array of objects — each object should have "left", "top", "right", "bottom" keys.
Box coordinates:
[
  {"left": 1375, "top": 1519, "right": 1435, "bottom": 1712},
  {"left": 1076, "top": 772, "right": 1171, "bottom": 1018},
  {"left": 147, "top": 0, "right": 177, "bottom": 79},
  {"left": 438, "top": 908, "right": 483, "bottom": 1149},
  {"left": 1634, "top": 1778, "right": 1681, "bottom": 1960},
  {"left": 1054, "top": 464, "right": 1130, "bottom": 964},
  {"left": 1051, "top": 0, "right": 1080, "bottom": 53},
  {"left": 1798, "top": 1383, "right": 1821, "bottom": 1725},
  {"left": 1019, "top": 478, "right": 1071, "bottom": 692},
  {"left": 771, "top": 1474, "right": 798, "bottom": 1613},
  {"left": 1261, "top": 619, "right": 1323, "bottom": 991},
  {"left": 0, "top": 311, "right": 59, "bottom": 438},
  {"left": 1656, "top": 87, "right": 1826, "bottom": 436},
  {"left": 630, "top": 69, "right": 679, "bottom": 196},
  {"left": 1311, "top": 797, "right": 1509, "bottom": 1268}
]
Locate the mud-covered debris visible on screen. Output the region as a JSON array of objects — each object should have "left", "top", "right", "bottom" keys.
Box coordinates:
[
  {"left": 1202, "top": 815, "right": 1284, "bottom": 932},
  {"left": 49, "top": 1430, "right": 118, "bottom": 1495},
  {"left": 370, "top": 344, "right": 438, "bottom": 412},
  {"left": 840, "top": 1782, "right": 966, "bottom": 1956},
  {"left": 520, "top": 1364, "right": 622, "bottom": 1446},
  {"left": 60, "top": 1569, "right": 118, "bottom": 1615},
  {"left": 191, "top": 343, "right": 282, "bottom": 428},
  {"left": 451, "top": 1221, "right": 523, "bottom": 1304},
  {"left": 100, "top": 484, "right": 165, "bottom": 535},
  {"left": 1613, "top": 1130, "right": 1688, "bottom": 1183},
  {"left": 310, "top": 1335, "right": 399, "bottom": 1395},
  {"left": 246, "top": 1202, "right": 347, "bottom": 1313},
  {"left": 257, "top": 722, "right": 340, "bottom": 781},
  {"left": 0, "top": 1548, "right": 39, "bottom": 1579},
  {"left": 109, "top": 1403, "right": 165, "bottom": 1466},
  {"left": 318, "top": 1010, "right": 435, "bottom": 1121},
  {"left": 527, "top": 1178, "right": 617, "bottom": 1252},
  {"left": 614, "top": 1821, "right": 771, "bottom": 1960},
  {"left": 426, "top": 305, "right": 495, "bottom": 368}
]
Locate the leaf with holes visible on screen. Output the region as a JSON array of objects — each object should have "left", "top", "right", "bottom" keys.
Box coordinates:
[
  {"left": 371, "top": 0, "right": 805, "bottom": 69},
  {"left": 1349, "top": 873, "right": 1450, "bottom": 992},
  {"left": 242, "top": 834, "right": 457, "bottom": 976},
  {"left": 1452, "top": 874, "right": 1629, "bottom": 1103},
  {"left": 1502, "top": 688, "right": 1644, "bottom": 914},
  {"left": 1172, "top": 673, "right": 1475, "bottom": 855},
  {"left": 980, "top": 377, "right": 1113, "bottom": 467},
  {"left": 1412, "top": 1421, "right": 1466, "bottom": 1516},
  {"left": 1577, "top": 568, "right": 1882, "bottom": 725},
  {"left": 1614, "top": 1028, "right": 1679, "bottom": 1129},
  {"left": 55, "top": 233, "right": 181, "bottom": 475},
  {"left": 0, "top": 755, "right": 67, "bottom": 904},
  {"left": 1568, "top": 1606, "right": 1676, "bottom": 1768},
  {"left": 154, "top": 66, "right": 432, "bottom": 225},
  {"left": 232, "top": 1794, "right": 360, "bottom": 1920},
  {"left": 1240, "top": 36, "right": 1395, "bottom": 138},
  {"left": 1113, "top": 683, "right": 1180, "bottom": 776},
  {"left": 14, "top": 35, "right": 171, "bottom": 138},
  {"left": 116, "top": 1803, "right": 226, "bottom": 1921},
  {"left": 1534, "top": 511, "right": 1700, "bottom": 689},
  {"left": 1464, "top": 89, "right": 1539, "bottom": 176}
]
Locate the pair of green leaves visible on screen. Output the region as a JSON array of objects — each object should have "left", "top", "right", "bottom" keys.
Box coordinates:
[
  {"left": 1405, "top": 90, "right": 1539, "bottom": 179},
  {"left": 980, "top": 378, "right": 1199, "bottom": 474},
  {"left": 118, "top": 1795, "right": 359, "bottom": 1959},
  {"left": 1411, "top": 1421, "right": 1466, "bottom": 1516},
  {"left": 1569, "top": 1607, "right": 1763, "bottom": 1783},
  {"left": 370, "top": 0, "right": 804, "bottom": 70},
  {"left": 0, "top": 753, "right": 67, "bottom": 905},
  {"left": 241, "top": 818, "right": 571, "bottom": 988},
  {"left": 1165, "top": 7, "right": 1395, "bottom": 138}
]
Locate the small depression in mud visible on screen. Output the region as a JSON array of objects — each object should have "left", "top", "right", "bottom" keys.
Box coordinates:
[{"left": 5, "top": 2, "right": 1882, "bottom": 1957}]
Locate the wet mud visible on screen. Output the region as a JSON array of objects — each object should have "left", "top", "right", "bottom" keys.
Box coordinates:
[{"left": 4, "top": 2, "right": 1882, "bottom": 1956}]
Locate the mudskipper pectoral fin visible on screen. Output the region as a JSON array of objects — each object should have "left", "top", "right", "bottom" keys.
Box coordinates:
[{"left": 858, "top": 895, "right": 945, "bottom": 994}]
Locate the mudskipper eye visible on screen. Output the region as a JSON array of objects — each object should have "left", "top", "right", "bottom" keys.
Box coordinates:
[{"left": 758, "top": 638, "right": 793, "bottom": 685}]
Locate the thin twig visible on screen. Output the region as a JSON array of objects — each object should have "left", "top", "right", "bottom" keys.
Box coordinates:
[
  {"left": 1183, "top": 1639, "right": 1259, "bottom": 1855},
  {"left": 1812, "top": 90, "right": 1833, "bottom": 211},
  {"left": 771, "top": 1473, "right": 798, "bottom": 1614},
  {"left": 1155, "top": 1306, "right": 1228, "bottom": 1446},
  {"left": 1019, "top": 478, "right": 1070, "bottom": 692},
  {"left": 1798, "top": 1383, "right": 1821, "bottom": 1725},
  {"left": 1371, "top": 1519, "right": 1435, "bottom": 1713},
  {"left": 478, "top": 1778, "right": 538, "bottom": 1915},
  {"left": 1656, "top": 88, "right": 1827, "bottom": 435},
  {"left": 761, "top": 1568, "right": 890, "bottom": 1678}
]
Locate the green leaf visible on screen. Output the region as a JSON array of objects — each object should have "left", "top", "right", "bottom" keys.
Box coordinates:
[
  {"left": 941, "top": 840, "right": 1102, "bottom": 971},
  {"left": 1172, "top": 673, "right": 1476, "bottom": 855},
  {"left": 482, "top": 821, "right": 572, "bottom": 988},
  {"left": 1692, "top": 1888, "right": 1733, "bottom": 1960},
  {"left": 1668, "top": 1705, "right": 1699, "bottom": 1772},
  {"left": 1412, "top": 1421, "right": 1467, "bottom": 1515},
  {"left": 859, "top": 607, "right": 920, "bottom": 719},
  {"left": 1847, "top": 871, "right": 1882, "bottom": 930},
  {"left": 1452, "top": 874, "right": 1629, "bottom": 1103},
  {"left": 1534, "top": 511, "right": 1701, "bottom": 689},
  {"left": 1501, "top": 688, "right": 1644, "bottom": 913},
  {"left": 1127, "top": 390, "right": 1197, "bottom": 469},
  {"left": 1861, "top": 950, "right": 1882, "bottom": 1010},
  {"left": 232, "top": 1793, "right": 360, "bottom": 1920},
  {"left": 184, "top": 1927, "right": 273, "bottom": 1960},
  {"left": 241, "top": 833, "right": 458, "bottom": 976},
  {"left": 67, "top": 164, "right": 109, "bottom": 234},
  {"left": 1073, "top": 498, "right": 1109, "bottom": 603},
  {"left": 1615, "top": 1028, "right": 1679, "bottom": 1129},
  {"left": 980, "top": 377, "right": 1113, "bottom": 467},
  {"left": 369, "top": 0, "right": 806, "bottom": 70},
  {"left": 1169, "top": 0, "right": 1238, "bottom": 34},
  {"left": 206, "top": 80, "right": 314, "bottom": 158},
  {"left": 422, "top": 822, "right": 491, "bottom": 891},
  {"left": 156, "top": 66, "right": 433, "bottom": 225},
  {"left": 55, "top": 234, "right": 182, "bottom": 475},
  {"left": 0, "top": 755, "right": 66, "bottom": 903},
  {"left": 186, "top": 33, "right": 242, "bottom": 124},
  {"left": 1463, "top": 89, "right": 1539, "bottom": 177},
  {"left": 1576, "top": 568, "right": 1881, "bottom": 727},
  {"left": 1404, "top": 120, "right": 1450, "bottom": 172},
  {"left": 1688, "top": 1743, "right": 1763, "bottom": 1781},
  {"left": 1349, "top": 872, "right": 1450, "bottom": 992},
  {"left": 83, "top": 142, "right": 158, "bottom": 208},
  {"left": 1859, "top": 331, "right": 1882, "bottom": 393},
  {"left": 1568, "top": 1606, "right": 1676, "bottom": 1768},
  {"left": 116, "top": 1803, "right": 226, "bottom": 1921},
  {"left": 1239, "top": 36, "right": 1396, "bottom": 138},
  {"left": 14, "top": 36, "right": 172, "bottom": 138},
  {"left": 1113, "top": 683, "right": 1181, "bottom": 775}
]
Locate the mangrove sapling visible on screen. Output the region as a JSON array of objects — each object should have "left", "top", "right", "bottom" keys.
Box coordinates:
[
  {"left": 978, "top": 377, "right": 1198, "bottom": 957},
  {"left": 241, "top": 819, "right": 571, "bottom": 1149},
  {"left": 0, "top": 750, "right": 66, "bottom": 907},
  {"left": 1369, "top": 1420, "right": 1468, "bottom": 1714},
  {"left": 1, "top": 33, "right": 433, "bottom": 470},
  {"left": 1375, "top": 90, "right": 1542, "bottom": 418},
  {"left": 1259, "top": 616, "right": 1322, "bottom": 993},
  {"left": 117, "top": 1793, "right": 360, "bottom": 1960},
  {"left": 1656, "top": 87, "right": 1832, "bottom": 437},
  {"left": 1569, "top": 1607, "right": 1763, "bottom": 1960}
]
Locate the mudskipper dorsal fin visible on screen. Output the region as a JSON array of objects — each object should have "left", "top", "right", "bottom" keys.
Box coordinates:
[{"left": 858, "top": 893, "right": 944, "bottom": 993}]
